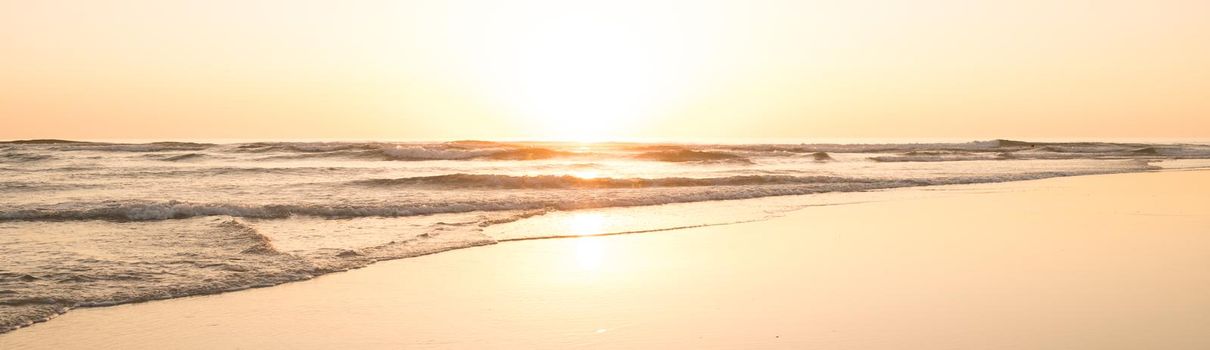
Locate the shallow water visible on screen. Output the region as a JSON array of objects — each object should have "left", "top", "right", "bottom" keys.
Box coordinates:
[{"left": 2, "top": 138, "right": 1208, "bottom": 332}]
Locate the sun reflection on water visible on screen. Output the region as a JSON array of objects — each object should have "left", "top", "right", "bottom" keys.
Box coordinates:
[
  {"left": 570, "top": 170, "right": 600, "bottom": 179},
  {"left": 575, "top": 238, "right": 605, "bottom": 270},
  {"left": 567, "top": 213, "right": 605, "bottom": 235},
  {"left": 565, "top": 213, "right": 608, "bottom": 271}
]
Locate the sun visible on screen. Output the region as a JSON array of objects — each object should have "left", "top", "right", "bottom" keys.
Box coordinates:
[
  {"left": 466, "top": 10, "right": 689, "bottom": 142},
  {"left": 507, "top": 31, "right": 657, "bottom": 142},
  {"left": 505, "top": 21, "right": 658, "bottom": 142}
]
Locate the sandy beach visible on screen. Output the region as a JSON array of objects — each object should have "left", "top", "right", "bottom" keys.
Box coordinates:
[{"left": 2, "top": 169, "right": 1207, "bottom": 349}]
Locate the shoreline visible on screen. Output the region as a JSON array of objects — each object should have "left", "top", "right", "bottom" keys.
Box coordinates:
[
  {"left": 3, "top": 169, "right": 1208, "bottom": 348},
  {"left": 0, "top": 166, "right": 1165, "bottom": 334}
]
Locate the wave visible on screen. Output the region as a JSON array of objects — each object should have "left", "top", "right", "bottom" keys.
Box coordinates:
[
  {"left": 5, "top": 166, "right": 339, "bottom": 179},
  {"left": 620, "top": 144, "right": 691, "bottom": 151},
  {"left": 633, "top": 150, "right": 751, "bottom": 163},
  {"left": 378, "top": 146, "right": 575, "bottom": 161},
  {"left": 2, "top": 140, "right": 215, "bottom": 152},
  {"left": 714, "top": 139, "right": 1210, "bottom": 157},
  {"left": 862, "top": 142, "right": 1210, "bottom": 162},
  {"left": 0, "top": 152, "right": 53, "bottom": 163},
  {"left": 1129, "top": 147, "right": 1159, "bottom": 155},
  {"left": 160, "top": 153, "right": 208, "bottom": 162},
  {"left": 0, "top": 139, "right": 93, "bottom": 145},
  {"left": 256, "top": 149, "right": 387, "bottom": 161},
  {"left": 445, "top": 140, "right": 512, "bottom": 148},
  {"left": 219, "top": 219, "right": 284, "bottom": 255},
  {"left": 870, "top": 154, "right": 1004, "bottom": 162},
  {"left": 235, "top": 142, "right": 383, "bottom": 153},
  {"left": 0, "top": 200, "right": 561, "bottom": 222},
  {"left": 478, "top": 148, "right": 574, "bottom": 160},
  {"left": 243, "top": 142, "right": 577, "bottom": 162},
  {"left": 0, "top": 181, "right": 96, "bottom": 192},
  {"left": 81, "top": 142, "right": 215, "bottom": 152},
  {"left": 0, "top": 218, "right": 321, "bottom": 334},
  {"left": 1, "top": 164, "right": 1155, "bottom": 223},
  {"left": 0, "top": 214, "right": 503, "bottom": 333},
  {"left": 715, "top": 141, "right": 1022, "bottom": 154},
  {"left": 352, "top": 174, "right": 874, "bottom": 189},
  {"left": 378, "top": 146, "right": 493, "bottom": 160}
]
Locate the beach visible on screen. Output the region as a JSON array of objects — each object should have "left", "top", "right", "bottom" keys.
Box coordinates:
[
  {"left": 3, "top": 169, "right": 1207, "bottom": 349},
  {"left": 6, "top": 0, "right": 1209, "bottom": 347}
]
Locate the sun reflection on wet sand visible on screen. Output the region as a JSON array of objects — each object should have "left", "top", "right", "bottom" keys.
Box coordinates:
[
  {"left": 563, "top": 213, "right": 608, "bottom": 271},
  {"left": 575, "top": 238, "right": 605, "bottom": 271}
]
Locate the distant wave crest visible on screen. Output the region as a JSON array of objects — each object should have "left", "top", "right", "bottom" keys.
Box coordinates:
[
  {"left": 634, "top": 149, "right": 751, "bottom": 163},
  {"left": 248, "top": 143, "right": 577, "bottom": 161}
]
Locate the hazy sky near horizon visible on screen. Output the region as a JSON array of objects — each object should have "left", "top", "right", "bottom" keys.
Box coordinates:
[{"left": 3, "top": 0, "right": 1208, "bottom": 141}]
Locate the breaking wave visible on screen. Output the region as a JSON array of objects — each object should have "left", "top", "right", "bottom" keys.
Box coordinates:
[
  {"left": 1, "top": 165, "right": 1155, "bottom": 223},
  {"left": 353, "top": 174, "right": 873, "bottom": 189},
  {"left": 0, "top": 218, "right": 319, "bottom": 333},
  {"left": 253, "top": 144, "right": 576, "bottom": 161},
  {"left": 715, "top": 139, "right": 1210, "bottom": 157},
  {"left": 381, "top": 146, "right": 573, "bottom": 161},
  {"left": 0, "top": 153, "right": 53, "bottom": 163},
  {"left": 634, "top": 149, "right": 751, "bottom": 163},
  {"left": 0, "top": 215, "right": 500, "bottom": 333},
  {"left": 870, "top": 153, "right": 1007, "bottom": 162},
  {"left": 160, "top": 153, "right": 208, "bottom": 162},
  {"left": 0, "top": 139, "right": 92, "bottom": 145}
]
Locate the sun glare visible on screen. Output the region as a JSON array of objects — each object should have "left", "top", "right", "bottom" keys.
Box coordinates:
[
  {"left": 575, "top": 238, "right": 605, "bottom": 271},
  {"left": 501, "top": 21, "right": 659, "bottom": 142},
  {"left": 564, "top": 213, "right": 608, "bottom": 270},
  {"left": 571, "top": 170, "right": 600, "bottom": 179},
  {"left": 567, "top": 213, "right": 606, "bottom": 236},
  {"left": 463, "top": 5, "right": 701, "bottom": 142}
]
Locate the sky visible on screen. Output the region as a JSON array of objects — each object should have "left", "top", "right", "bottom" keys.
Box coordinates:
[{"left": 2, "top": 0, "right": 1208, "bottom": 142}]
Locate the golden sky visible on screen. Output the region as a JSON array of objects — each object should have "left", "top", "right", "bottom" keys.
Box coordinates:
[{"left": 2, "top": 0, "right": 1208, "bottom": 141}]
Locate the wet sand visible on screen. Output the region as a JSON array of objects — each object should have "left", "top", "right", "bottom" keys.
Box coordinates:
[{"left": 3, "top": 170, "right": 1209, "bottom": 349}]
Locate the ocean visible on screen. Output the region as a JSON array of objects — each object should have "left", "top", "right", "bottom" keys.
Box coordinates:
[{"left": 2, "top": 138, "right": 1209, "bottom": 332}]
